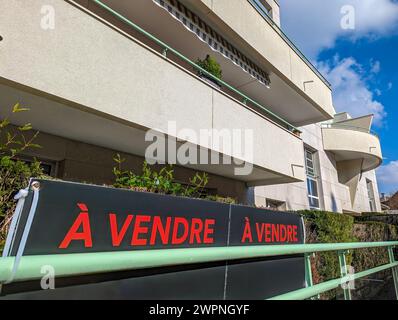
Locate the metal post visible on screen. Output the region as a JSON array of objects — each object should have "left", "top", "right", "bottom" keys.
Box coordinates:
[
  {"left": 388, "top": 246, "right": 398, "bottom": 300},
  {"left": 304, "top": 253, "right": 319, "bottom": 300},
  {"left": 338, "top": 250, "right": 352, "bottom": 300},
  {"left": 304, "top": 253, "right": 313, "bottom": 287}
]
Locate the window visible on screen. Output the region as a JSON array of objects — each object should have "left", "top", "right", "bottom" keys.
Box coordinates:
[
  {"left": 366, "top": 179, "right": 376, "bottom": 212},
  {"left": 266, "top": 199, "right": 286, "bottom": 211},
  {"left": 17, "top": 156, "right": 57, "bottom": 177},
  {"left": 305, "top": 148, "right": 320, "bottom": 210}
]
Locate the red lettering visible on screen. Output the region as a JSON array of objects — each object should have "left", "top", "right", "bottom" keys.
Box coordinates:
[
  {"left": 293, "top": 225, "right": 298, "bottom": 242},
  {"left": 59, "top": 204, "right": 92, "bottom": 249},
  {"left": 189, "top": 218, "right": 203, "bottom": 244},
  {"left": 131, "top": 215, "right": 151, "bottom": 246},
  {"left": 150, "top": 216, "right": 171, "bottom": 245},
  {"left": 203, "top": 219, "right": 215, "bottom": 244},
  {"left": 287, "top": 225, "right": 293, "bottom": 242},
  {"left": 272, "top": 224, "right": 280, "bottom": 242},
  {"left": 172, "top": 217, "right": 189, "bottom": 245},
  {"left": 241, "top": 217, "right": 253, "bottom": 243},
  {"left": 255, "top": 223, "right": 265, "bottom": 242},
  {"left": 109, "top": 214, "right": 133, "bottom": 247},
  {"left": 265, "top": 223, "right": 271, "bottom": 243},
  {"left": 280, "top": 224, "right": 287, "bottom": 242}
]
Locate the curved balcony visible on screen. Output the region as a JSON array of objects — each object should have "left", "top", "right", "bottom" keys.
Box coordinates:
[{"left": 322, "top": 124, "right": 382, "bottom": 172}]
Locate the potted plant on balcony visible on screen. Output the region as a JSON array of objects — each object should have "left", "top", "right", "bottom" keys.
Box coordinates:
[{"left": 196, "top": 55, "right": 223, "bottom": 89}]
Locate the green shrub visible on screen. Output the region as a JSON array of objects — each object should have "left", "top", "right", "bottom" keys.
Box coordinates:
[
  {"left": 352, "top": 221, "right": 398, "bottom": 272},
  {"left": 298, "top": 210, "right": 356, "bottom": 299},
  {"left": 196, "top": 55, "right": 222, "bottom": 80},
  {"left": 206, "top": 195, "right": 237, "bottom": 204},
  {"left": 298, "top": 210, "right": 398, "bottom": 299},
  {"left": 0, "top": 103, "right": 44, "bottom": 251},
  {"left": 113, "top": 154, "right": 209, "bottom": 199}
]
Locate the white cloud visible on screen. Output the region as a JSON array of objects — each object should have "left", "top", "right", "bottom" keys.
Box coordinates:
[
  {"left": 280, "top": 0, "right": 398, "bottom": 58},
  {"left": 377, "top": 161, "right": 398, "bottom": 194},
  {"left": 317, "top": 56, "right": 387, "bottom": 125},
  {"left": 388, "top": 82, "right": 393, "bottom": 90},
  {"left": 370, "top": 59, "right": 381, "bottom": 74}
]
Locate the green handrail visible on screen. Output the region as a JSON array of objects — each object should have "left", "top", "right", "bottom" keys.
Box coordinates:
[
  {"left": 1, "top": 242, "right": 397, "bottom": 286},
  {"left": 87, "top": 0, "right": 300, "bottom": 134},
  {"left": 269, "top": 261, "right": 398, "bottom": 300}
]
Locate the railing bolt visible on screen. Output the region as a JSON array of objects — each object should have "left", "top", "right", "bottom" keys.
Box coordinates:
[{"left": 338, "top": 250, "right": 352, "bottom": 300}]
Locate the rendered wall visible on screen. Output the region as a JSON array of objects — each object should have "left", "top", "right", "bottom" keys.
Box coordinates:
[
  {"left": 0, "top": 0, "right": 305, "bottom": 184},
  {"left": 255, "top": 124, "right": 383, "bottom": 213}
]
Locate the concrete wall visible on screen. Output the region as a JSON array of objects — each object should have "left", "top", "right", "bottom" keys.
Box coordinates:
[
  {"left": 18, "top": 129, "right": 250, "bottom": 203},
  {"left": 0, "top": 0, "right": 305, "bottom": 184},
  {"left": 255, "top": 124, "right": 383, "bottom": 213},
  {"left": 197, "top": 0, "right": 334, "bottom": 120}
]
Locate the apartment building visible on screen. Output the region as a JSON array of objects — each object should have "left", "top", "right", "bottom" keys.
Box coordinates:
[
  {"left": 256, "top": 112, "right": 383, "bottom": 214},
  {"left": 0, "top": 0, "right": 382, "bottom": 213}
]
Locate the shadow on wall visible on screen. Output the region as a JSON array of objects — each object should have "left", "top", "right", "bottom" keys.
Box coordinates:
[{"left": 331, "top": 193, "right": 338, "bottom": 213}]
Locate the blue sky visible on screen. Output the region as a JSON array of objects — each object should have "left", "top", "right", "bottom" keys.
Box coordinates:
[{"left": 280, "top": 0, "right": 398, "bottom": 195}]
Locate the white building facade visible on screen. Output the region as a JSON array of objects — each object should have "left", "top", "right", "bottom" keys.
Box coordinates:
[
  {"left": 255, "top": 115, "right": 383, "bottom": 214},
  {"left": 0, "top": 0, "right": 382, "bottom": 214}
]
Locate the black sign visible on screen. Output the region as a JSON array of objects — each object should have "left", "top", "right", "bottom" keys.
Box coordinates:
[{"left": 2, "top": 179, "right": 305, "bottom": 299}]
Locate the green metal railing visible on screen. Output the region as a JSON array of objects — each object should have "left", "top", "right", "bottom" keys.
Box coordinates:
[
  {"left": 1, "top": 241, "right": 397, "bottom": 299},
  {"left": 79, "top": 0, "right": 300, "bottom": 134}
]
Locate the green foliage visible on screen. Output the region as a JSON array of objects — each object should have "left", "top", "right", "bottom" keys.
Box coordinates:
[
  {"left": 352, "top": 221, "right": 398, "bottom": 271},
  {"left": 299, "top": 210, "right": 398, "bottom": 299},
  {"left": 298, "top": 210, "right": 356, "bottom": 299},
  {"left": 196, "top": 55, "right": 223, "bottom": 80},
  {"left": 0, "top": 103, "right": 43, "bottom": 251},
  {"left": 206, "top": 195, "right": 237, "bottom": 204},
  {"left": 361, "top": 212, "right": 388, "bottom": 217},
  {"left": 113, "top": 154, "right": 209, "bottom": 199}
]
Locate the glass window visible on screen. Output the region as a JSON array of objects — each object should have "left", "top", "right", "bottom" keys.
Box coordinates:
[{"left": 305, "top": 148, "right": 320, "bottom": 210}]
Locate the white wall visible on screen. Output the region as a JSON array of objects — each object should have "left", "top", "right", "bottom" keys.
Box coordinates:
[
  {"left": 0, "top": 0, "right": 305, "bottom": 185},
  {"left": 255, "top": 123, "right": 383, "bottom": 213}
]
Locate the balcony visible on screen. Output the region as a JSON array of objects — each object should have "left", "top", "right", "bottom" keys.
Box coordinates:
[
  {"left": 0, "top": 0, "right": 306, "bottom": 186},
  {"left": 189, "top": 0, "right": 335, "bottom": 125},
  {"left": 322, "top": 121, "right": 382, "bottom": 173},
  {"left": 72, "top": 0, "right": 335, "bottom": 128},
  {"left": 321, "top": 114, "right": 382, "bottom": 209}
]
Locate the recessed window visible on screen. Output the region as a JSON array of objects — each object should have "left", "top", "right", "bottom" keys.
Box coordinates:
[
  {"left": 17, "top": 156, "right": 57, "bottom": 177},
  {"left": 366, "top": 179, "right": 376, "bottom": 212},
  {"left": 305, "top": 148, "right": 320, "bottom": 210},
  {"left": 266, "top": 199, "right": 286, "bottom": 211}
]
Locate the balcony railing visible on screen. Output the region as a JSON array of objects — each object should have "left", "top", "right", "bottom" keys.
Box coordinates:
[
  {"left": 248, "top": 0, "right": 332, "bottom": 89},
  {"left": 321, "top": 123, "right": 379, "bottom": 138},
  {"left": 78, "top": 0, "right": 301, "bottom": 134}
]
